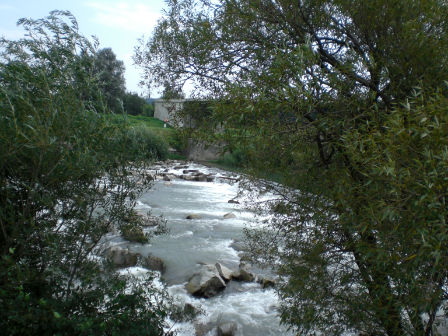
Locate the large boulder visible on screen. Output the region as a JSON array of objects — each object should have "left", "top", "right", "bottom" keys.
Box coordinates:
[
  {"left": 163, "top": 174, "right": 177, "bottom": 181},
  {"left": 185, "top": 264, "right": 226, "bottom": 298},
  {"left": 143, "top": 255, "right": 166, "bottom": 273},
  {"left": 232, "top": 262, "right": 255, "bottom": 282},
  {"left": 215, "top": 262, "right": 233, "bottom": 282},
  {"left": 106, "top": 246, "right": 138, "bottom": 268},
  {"left": 194, "top": 174, "right": 208, "bottom": 182}
]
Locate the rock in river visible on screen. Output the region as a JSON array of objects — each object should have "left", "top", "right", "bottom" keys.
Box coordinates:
[
  {"left": 232, "top": 262, "right": 255, "bottom": 282},
  {"left": 215, "top": 262, "right": 233, "bottom": 282},
  {"left": 106, "top": 246, "right": 138, "bottom": 268},
  {"left": 257, "top": 276, "right": 276, "bottom": 289},
  {"left": 185, "top": 264, "right": 226, "bottom": 298},
  {"left": 223, "top": 212, "right": 236, "bottom": 219},
  {"left": 143, "top": 255, "right": 166, "bottom": 274},
  {"left": 218, "top": 321, "right": 238, "bottom": 336}
]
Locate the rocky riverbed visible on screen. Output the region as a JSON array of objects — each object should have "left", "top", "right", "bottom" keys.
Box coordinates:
[{"left": 99, "top": 161, "right": 292, "bottom": 336}]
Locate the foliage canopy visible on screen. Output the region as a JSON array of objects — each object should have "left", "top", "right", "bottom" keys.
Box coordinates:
[
  {"left": 123, "top": 92, "right": 151, "bottom": 116},
  {"left": 136, "top": 0, "right": 448, "bottom": 334},
  {"left": 0, "top": 11, "right": 172, "bottom": 335},
  {"left": 94, "top": 47, "right": 126, "bottom": 113}
]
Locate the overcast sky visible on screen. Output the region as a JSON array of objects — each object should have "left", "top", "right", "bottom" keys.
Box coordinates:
[{"left": 0, "top": 0, "right": 167, "bottom": 97}]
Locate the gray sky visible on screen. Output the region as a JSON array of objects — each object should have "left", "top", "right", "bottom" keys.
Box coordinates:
[{"left": 0, "top": 0, "right": 167, "bottom": 97}]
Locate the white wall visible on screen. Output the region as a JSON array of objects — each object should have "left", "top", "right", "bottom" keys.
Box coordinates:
[{"left": 153, "top": 99, "right": 185, "bottom": 127}]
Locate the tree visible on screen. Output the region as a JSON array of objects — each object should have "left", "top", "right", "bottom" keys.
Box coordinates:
[
  {"left": 123, "top": 92, "right": 148, "bottom": 115},
  {"left": 0, "top": 11, "right": 173, "bottom": 335},
  {"left": 94, "top": 47, "right": 126, "bottom": 113},
  {"left": 161, "top": 82, "right": 185, "bottom": 100},
  {"left": 143, "top": 101, "right": 155, "bottom": 117},
  {"left": 136, "top": 0, "right": 448, "bottom": 334}
]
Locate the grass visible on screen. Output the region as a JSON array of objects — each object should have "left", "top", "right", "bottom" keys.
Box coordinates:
[
  {"left": 105, "top": 113, "right": 186, "bottom": 160},
  {"left": 107, "top": 114, "right": 171, "bottom": 128}
]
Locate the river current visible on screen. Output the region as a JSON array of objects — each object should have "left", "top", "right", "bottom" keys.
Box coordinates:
[{"left": 125, "top": 162, "right": 292, "bottom": 336}]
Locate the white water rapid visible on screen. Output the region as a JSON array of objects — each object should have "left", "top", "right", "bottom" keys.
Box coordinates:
[{"left": 128, "top": 162, "right": 292, "bottom": 336}]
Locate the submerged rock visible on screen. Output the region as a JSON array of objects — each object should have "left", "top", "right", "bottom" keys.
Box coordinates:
[
  {"left": 194, "top": 322, "right": 213, "bottom": 336},
  {"left": 186, "top": 214, "right": 202, "bottom": 220},
  {"left": 143, "top": 255, "right": 166, "bottom": 273},
  {"left": 183, "top": 303, "right": 197, "bottom": 316},
  {"left": 217, "top": 322, "right": 238, "bottom": 336},
  {"left": 106, "top": 246, "right": 138, "bottom": 268},
  {"left": 223, "top": 212, "right": 236, "bottom": 219},
  {"left": 185, "top": 264, "right": 226, "bottom": 298},
  {"left": 229, "top": 239, "right": 246, "bottom": 252},
  {"left": 121, "top": 225, "right": 148, "bottom": 243},
  {"left": 257, "top": 276, "right": 276, "bottom": 289}
]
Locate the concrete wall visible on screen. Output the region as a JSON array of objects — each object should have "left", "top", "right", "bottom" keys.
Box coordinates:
[
  {"left": 154, "top": 99, "right": 224, "bottom": 161},
  {"left": 185, "top": 139, "right": 225, "bottom": 161},
  {"left": 153, "top": 99, "right": 185, "bottom": 127}
]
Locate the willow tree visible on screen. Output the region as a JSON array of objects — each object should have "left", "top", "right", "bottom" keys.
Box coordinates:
[
  {"left": 94, "top": 48, "right": 126, "bottom": 113},
  {"left": 136, "top": 0, "right": 448, "bottom": 334},
  {"left": 0, "top": 11, "right": 173, "bottom": 335}
]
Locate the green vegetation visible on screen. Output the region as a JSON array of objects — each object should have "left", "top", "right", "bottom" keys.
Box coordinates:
[
  {"left": 93, "top": 47, "right": 126, "bottom": 113},
  {"left": 123, "top": 92, "right": 154, "bottom": 116},
  {"left": 125, "top": 125, "right": 170, "bottom": 161},
  {"left": 136, "top": 0, "right": 448, "bottom": 334},
  {"left": 107, "top": 114, "right": 186, "bottom": 159},
  {"left": 92, "top": 48, "right": 154, "bottom": 117},
  {"left": 210, "top": 146, "right": 246, "bottom": 170},
  {"left": 0, "top": 11, "right": 175, "bottom": 335},
  {"left": 108, "top": 114, "right": 168, "bottom": 128}
]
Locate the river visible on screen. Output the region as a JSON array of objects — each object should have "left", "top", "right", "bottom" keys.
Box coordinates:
[{"left": 125, "top": 161, "right": 292, "bottom": 336}]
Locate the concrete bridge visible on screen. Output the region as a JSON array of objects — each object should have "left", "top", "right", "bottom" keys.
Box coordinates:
[
  {"left": 153, "top": 99, "right": 224, "bottom": 161},
  {"left": 153, "top": 99, "right": 187, "bottom": 127}
]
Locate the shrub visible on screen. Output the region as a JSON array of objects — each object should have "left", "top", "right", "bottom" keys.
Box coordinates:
[
  {"left": 126, "top": 125, "right": 169, "bottom": 161},
  {"left": 0, "top": 11, "right": 174, "bottom": 335}
]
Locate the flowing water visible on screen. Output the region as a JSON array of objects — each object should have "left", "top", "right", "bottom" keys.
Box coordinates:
[
  {"left": 109, "top": 162, "right": 448, "bottom": 336},
  {"left": 124, "top": 162, "right": 292, "bottom": 336}
]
